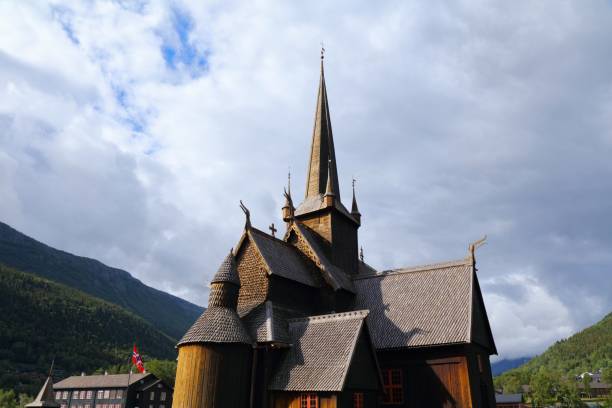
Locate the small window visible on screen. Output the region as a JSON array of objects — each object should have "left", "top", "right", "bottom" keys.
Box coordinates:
[
  {"left": 97, "top": 390, "right": 103, "bottom": 399},
  {"left": 160, "top": 391, "right": 166, "bottom": 401},
  {"left": 103, "top": 390, "right": 110, "bottom": 399},
  {"left": 86, "top": 390, "right": 93, "bottom": 399},
  {"left": 110, "top": 389, "right": 116, "bottom": 399},
  {"left": 56, "top": 391, "right": 62, "bottom": 400},
  {"left": 381, "top": 368, "right": 404, "bottom": 404},
  {"left": 150, "top": 391, "right": 155, "bottom": 400},
  {"left": 300, "top": 393, "right": 318, "bottom": 408},
  {"left": 116, "top": 389, "right": 123, "bottom": 399},
  {"left": 353, "top": 392, "right": 364, "bottom": 408},
  {"left": 73, "top": 391, "right": 79, "bottom": 400},
  {"left": 80, "top": 390, "right": 87, "bottom": 399}
]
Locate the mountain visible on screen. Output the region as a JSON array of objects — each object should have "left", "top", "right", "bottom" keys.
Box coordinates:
[
  {"left": 496, "top": 312, "right": 612, "bottom": 387},
  {"left": 0, "top": 264, "right": 176, "bottom": 395},
  {"left": 0, "top": 221, "right": 203, "bottom": 340},
  {"left": 492, "top": 357, "right": 532, "bottom": 376}
]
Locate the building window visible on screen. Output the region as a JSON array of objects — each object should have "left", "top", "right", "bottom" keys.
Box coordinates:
[
  {"left": 97, "top": 390, "right": 103, "bottom": 399},
  {"left": 73, "top": 391, "right": 79, "bottom": 400},
  {"left": 60, "top": 404, "right": 67, "bottom": 408},
  {"left": 150, "top": 391, "right": 155, "bottom": 400},
  {"left": 116, "top": 389, "right": 123, "bottom": 399},
  {"left": 109, "top": 389, "right": 116, "bottom": 399},
  {"left": 56, "top": 391, "right": 62, "bottom": 400},
  {"left": 103, "top": 390, "right": 110, "bottom": 399},
  {"left": 353, "top": 392, "right": 364, "bottom": 408},
  {"left": 300, "top": 393, "right": 318, "bottom": 408},
  {"left": 86, "top": 390, "right": 92, "bottom": 399},
  {"left": 160, "top": 391, "right": 166, "bottom": 401},
  {"left": 381, "top": 368, "right": 404, "bottom": 404},
  {"left": 80, "top": 390, "right": 87, "bottom": 399}
]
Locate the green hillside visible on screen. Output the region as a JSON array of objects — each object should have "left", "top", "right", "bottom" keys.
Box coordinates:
[
  {"left": 496, "top": 312, "right": 612, "bottom": 388},
  {"left": 0, "top": 264, "right": 177, "bottom": 395},
  {"left": 0, "top": 221, "right": 203, "bottom": 340}
]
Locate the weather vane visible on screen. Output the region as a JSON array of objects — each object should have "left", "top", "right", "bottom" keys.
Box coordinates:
[{"left": 320, "top": 42, "right": 325, "bottom": 60}]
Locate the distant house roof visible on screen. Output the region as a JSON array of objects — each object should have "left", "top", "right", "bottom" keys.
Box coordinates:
[
  {"left": 177, "top": 306, "right": 252, "bottom": 346},
  {"left": 54, "top": 373, "right": 151, "bottom": 389},
  {"left": 354, "top": 258, "right": 496, "bottom": 352},
  {"left": 268, "top": 310, "right": 371, "bottom": 392},
  {"left": 496, "top": 393, "right": 524, "bottom": 404}
]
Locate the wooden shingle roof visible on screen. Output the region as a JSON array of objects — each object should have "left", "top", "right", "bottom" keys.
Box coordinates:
[
  {"left": 268, "top": 310, "right": 370, "bottom": 392},
  {"left": 177, "top": 306, "right": 252, "bottom": 346},
  {"left": 354, "top": 258, "right": 496, "bottom": 352}
]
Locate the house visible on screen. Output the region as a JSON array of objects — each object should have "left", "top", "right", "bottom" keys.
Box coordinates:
[
  {"left": 495, "top": 393, "right": 526, "bottom": 408},
  {"left": 172, "top": 52, "right": 497, "bottom": 408},
  {"left": 53, "top": 372, "right": 172, "bottom": 408}
]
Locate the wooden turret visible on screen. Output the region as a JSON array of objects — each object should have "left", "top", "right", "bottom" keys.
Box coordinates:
[{"left": 172, "top": 252, "right": 252, "bottom": 408}]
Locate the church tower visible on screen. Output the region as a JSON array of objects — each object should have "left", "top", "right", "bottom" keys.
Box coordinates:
[
  {"left": 172, "top": 252, "right": 252, "bottom": 408},
  {"left": 294, "top": 53, "right": 361, "bottom": 275}
]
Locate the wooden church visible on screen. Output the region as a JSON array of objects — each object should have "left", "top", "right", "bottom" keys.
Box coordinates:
[{"left": 172, "top": 54, "right": 497, "bottom": 408}]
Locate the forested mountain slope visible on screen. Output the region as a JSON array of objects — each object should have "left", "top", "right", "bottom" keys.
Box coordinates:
[
  {"left": 0, "top": 264, "right": 177, "bottom": 395},
  {"left": 0, "top": 221, "right": 203, "bottom": 340}
]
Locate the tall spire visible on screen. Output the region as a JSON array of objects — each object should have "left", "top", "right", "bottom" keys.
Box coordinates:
[
  {"left": 351, "top": 177, "right": 361, "bottom": 224},
  {"left": 305, "top": 48, "right": 340, "bottom": 200},
  {"left": 25, "top": 375, "right": 59, "bottom": 407}
]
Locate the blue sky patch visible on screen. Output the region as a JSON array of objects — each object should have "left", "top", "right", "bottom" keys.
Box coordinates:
[{"left": 161, "top": 7, "right": 209, "bottom": 77}]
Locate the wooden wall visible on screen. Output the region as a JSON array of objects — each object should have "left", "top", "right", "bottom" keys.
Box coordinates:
[
  {"left": 270, "top": 392, "right": 337, "bottom": 408},
  {"left": 377, "top": 347, "right": 474, "bottom": 408},
  {"left": 173, "top": 343, "right": 252, "bottom": 408}
]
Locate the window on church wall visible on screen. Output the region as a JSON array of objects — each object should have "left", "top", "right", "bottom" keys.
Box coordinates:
[
  {"left": 381, "top": 368, "right": 404, "bottom": 405},
  {"left": 300, "top": 393, "right": 318, "bottom": 408},
  {"left": 353, "top": 392, "right": 364, "bottom": 408}
]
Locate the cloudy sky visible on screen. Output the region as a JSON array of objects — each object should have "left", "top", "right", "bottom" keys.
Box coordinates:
[{"left": 1, "top": 0, "right": 611, "bottom": 360}]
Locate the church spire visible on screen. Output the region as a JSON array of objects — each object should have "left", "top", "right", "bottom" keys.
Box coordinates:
[
  {"left": 351, "top": 178, "right": 361, "bottom": 224},
  {"left": 305, "top": 48, "right": 340, "bottom": 201}
]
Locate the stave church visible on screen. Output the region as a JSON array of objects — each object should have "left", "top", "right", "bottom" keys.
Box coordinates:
[{"left": 172, "top": 54, "right": 497, "bottom": 408}]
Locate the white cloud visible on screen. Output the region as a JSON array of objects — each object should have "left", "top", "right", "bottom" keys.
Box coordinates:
[{"left": 1, "top": 0, "right": 611, "bottom": 359}]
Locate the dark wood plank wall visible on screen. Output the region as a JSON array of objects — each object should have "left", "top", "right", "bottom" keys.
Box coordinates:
[{"left": 377, "top": 347, "right": 474, "bottom": 408}]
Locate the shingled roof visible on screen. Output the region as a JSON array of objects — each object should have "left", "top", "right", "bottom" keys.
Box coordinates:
[
  {"left": 246, "top": 228, "right": 319, "bottom": 288},
  {"left": 268, "top": 310, "right": 370, "bottom": 392},
  {"left": 211, "top": 252, "right": 239, "bottom": 285},
  {"left": 26, "top": 376, "right": 59, "bottom": 407},
  {"left": 239, "top": 301, "right": 305, "bottom": 344},
  {"left": 177, "top": 307, "right": 252, "bottom": 346},
  {"left": 54, "top": 373, "right": 151, "bottom": 389},
  {"left": 354, "top": 258, "right": 495, "bottom": 352},
  {"left": 290, "top": 222, "right": 355, "bottom": 292}
]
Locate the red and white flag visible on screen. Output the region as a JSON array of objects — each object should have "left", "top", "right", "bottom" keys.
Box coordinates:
[{"left": 132, "top": 344, "right": 145, "bottom": 373}]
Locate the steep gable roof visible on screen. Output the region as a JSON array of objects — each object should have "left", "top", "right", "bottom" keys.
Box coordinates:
[
  {"left": 354, "top": 258, "right": 496, "bottom": 353},
  {"left": 236, "top": 227, "right": 319, "bottom": 288},
  {"left": 268, "top": 310, "right": 374, "bottom": 392},
  {"left": 288, "top": 222, "right": 355, "bottom": 293},
  {"left": 239, "top": 301, "right": 305, "bottom": 344},
  {"left": 26, "top": 376, "right": 59, "bottom": 407}
]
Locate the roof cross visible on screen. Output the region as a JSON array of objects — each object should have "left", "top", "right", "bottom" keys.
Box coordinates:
[{"left": 269, "top": 223, "right": 277, "bottom": 237}]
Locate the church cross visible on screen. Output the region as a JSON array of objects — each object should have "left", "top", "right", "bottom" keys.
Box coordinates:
[{"left": 269, "top": 223, "right": 277, "bottom": 237}]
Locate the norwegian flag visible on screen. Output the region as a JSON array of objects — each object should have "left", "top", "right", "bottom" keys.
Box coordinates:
[{"left": 131, "top": 344, "right": 145, "bottom": 373}]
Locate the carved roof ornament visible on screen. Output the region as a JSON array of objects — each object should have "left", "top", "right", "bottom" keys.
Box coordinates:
[
  {"left": 468, "top": 235, "right": 487, "bottom": 268},
  {"left": 239, "top": 200, "right": 251, "bottom": 228}
]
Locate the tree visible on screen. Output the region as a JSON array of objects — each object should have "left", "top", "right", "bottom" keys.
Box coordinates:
[
  {"left": 557, "top": 377, "right": 584, "bottom": 408},
  {"left": 581, "top": 374, "right": 591, "bottom": 398},
  {"left": 530, "top": 368, "right": 559, "bottom": 408},
  {"left": 0, "top": 389, "right": 18, "bottom": 408},
  {"left": 146, "top": 359, "right": 177, "bottom": 387},
  {"left": 603, "top": 368, "right": 612, "bottom": 386},
  {"left": 503, "top": 375, "right": 523, "bottom": 394}
]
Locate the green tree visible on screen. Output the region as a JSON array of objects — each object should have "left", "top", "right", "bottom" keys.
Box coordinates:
[
  {"left": 603, "top": 368, "right": 612, "bottom": 386},
  {"left": 530, "top": 368, "right": 559, "bottom": 408},
  {"left": 146, "top": 360, "right": 177, "bottom": 387},
  {"left": 0, "top": 389, "right": 18, "bottom": 408},
  {"left": 581, "top": 374, "right": 591, "bottom": 398},
  {"left": 557, "top": 377, "right": 584, "bottom": 408},
  {"left": 503, "top": 375, "right": 523, "bottom": 394}
]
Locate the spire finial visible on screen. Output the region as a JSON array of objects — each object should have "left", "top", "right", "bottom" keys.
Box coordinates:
[
  {"left": 360, "top": 246, "right": 364, "bottom": 263},
  {"left": 320, "top": 42, "right": 325, "bottom": 60},
  {"left": 324, "top": 159, "right": 335, "bottom": 197},
  {"left": 351, "top": 176, "right": 361, "bottom": 223},
  {"left": 288, "top": 168, "right": 291, "bottom": 196}
]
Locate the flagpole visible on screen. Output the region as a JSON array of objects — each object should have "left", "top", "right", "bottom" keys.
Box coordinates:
[{"left": 126, "top": 346, "right": 133, "bottom": 407}]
